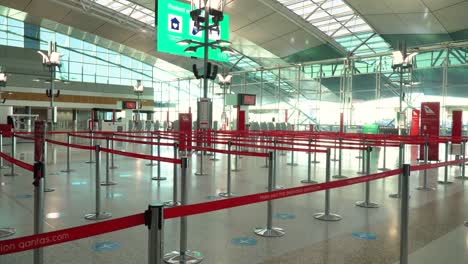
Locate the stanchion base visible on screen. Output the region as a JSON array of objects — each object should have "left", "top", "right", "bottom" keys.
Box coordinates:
[
  {"left": 84, "top": 212, "right": 112, "bottom": 220},
  {"left": 356, "top": 171, "right": 366, "bottom": 175},
  {"left": 0, "top": 165, "right": 10, "bottom": 169},
  {"left": 389, "top": 193, "right": 401, "bottom": 198},
  {"left": 151, "top": 177, "right": 167, "bottom": 181},
  {"left": 163, "top": 250, "right": 203, "bottom": 264},
  {"left": 355, "top": 156, "right": 362, "bottom": 159},
  {"left": 437, "top": 180, "right": 453, "bottom": 185},
  {"left": 260, "top": 165, "right": 269, "bottom": 168},
  {"left": 310, "top": 161, "right": 320, "bottom": 164},
  {"left": 85, "top": 161, "right": 95, "bottom": 164},
  {"left": 146, "top": 163, "right": 158, "bottom": 167},
  {"left": 332, "top": 175, "right": 348, "bottom": 179},
  {"left": 163, "top": 200, "right": 181, "bottom": 207},
  {"left": 454, "top": 176, "right": 468, "bottom": 180},
  {"left": 3, "top": 173, "right": 18, "bottom": 177},
  {"left": 286, "top": 163, "right": 298, "bottom": 166},
  {"left": 110, "top": 166, "right": 118, "bottom": 170},
  {"left": 314, "top": 213, "right": 342, "bottom": 221},
  {"left": 355, "top": 201, "right": 379, "bottom": 208},
  {"left": 416, "top": 186, "right": 435, "bottom": 191},
  {"left": 0, "top": 228, "right": 16, "bottom": 238},
  {"left": 280, "top": 153, "right": 287, "bottom": 156},
  {"left": 219, "top": 192, "right": 236, "bottom": 198},
  {"left": 300, "top": 179, "right": 318, "bottom": 184},
  {"left": 331, "top": 159, "right": 339, "bottom": 162},
  {"left": 378, "top": 168, "right": 391, "bottom": 171},
  {"left": 100, "top": 181, "right": 117, "bottom": 186},
  {"left": 254, "top": 227, "right": 285, "bottom": 237},
  {"left": 44, "top": 188, "right": 55, "bottom": 192},
  {"left": 209, "top": 158, "right": 219, "bottom": 161},
  {"left": 61, "top": 169, "right": 74, "bottom": 173},
  {"left": 231, "top": 169, "right": 240, "bottom": 172},
  {"left": 194, "top": 172, "right": 207, "bottom": 176}
]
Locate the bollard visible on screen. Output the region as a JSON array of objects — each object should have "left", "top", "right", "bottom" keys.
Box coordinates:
[
  {"left": 438, "top": 141, "right": 453, "bottom": 184},
  {"left": 378, "top": 137, "right": 390, "bottom": 171},
  {"left": 333, "top": 137, "right": 348, "bottom": 179},
  {"left": 0, "top": 131, "right": 10, "bottom": 169},
  {"left": 390, "top": 143, "right": 405, "bottom": 198},
  {"left": 356, "top": 146, "right": 379, "bottom": 208},
  {"left": 314, "top": 148, "right": 342, "bottom": 221},
  {"left": 4, "top": 133, "right": 18, "bottom": 176},
  {"left": 33, "top": 161, "right": 45, "bottom": 264},
  {"left": 164, "top": 143, "right": 180, "bottom": 207},
  {"left": 152, "top": 137, "right": 167, "bottom": 181},
  {"left": 61, "top": 133, "right": 74, "bottom": 173},
  {"left": 101, "top": 138, "right": 117, "bottom": 186},
  {"left": 84, "top": 145, "right": 112, "bottom": 220},
  {"left": 399, "top": 164, "right": 411, "bottom": 264},
  {"left": 86, "top": 131, "right": 95, "bottom": 164},
  {"left": 331, "top": 139, "right": 339, "bottom": 162},
  {"left": 219, "top": 142, "right": 235, "bottom": 197},
  {"left": 110, "top": 133, "right": 118, "bottom": 169},
  {"left": 416, "top": 141, "right": 435, "bottom": 191},
  {"left": 164, "top": 158, "right": 203, "bottom": 263},
  {"left": 146, "top": 204, "right": 164, "bottom": 264},
  {"left": 455, "top": 140, "right": 468, "bottom": 180},
  {"left": 301, "top": 138, "right": 318, "bottom": 184},
  {"left": 254, "top": 151, "right": 285, "bottom": 237},
  {"left": 146, "top": 136, "right": 158, "bottom": 167}
]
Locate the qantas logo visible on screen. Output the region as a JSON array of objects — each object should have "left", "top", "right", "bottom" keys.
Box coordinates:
[
  {"left": 413, "top": 111, "right": 419, "bottom": 117},
  {"left": 423, "top": 105, "right": 435, "bottom": 115}
]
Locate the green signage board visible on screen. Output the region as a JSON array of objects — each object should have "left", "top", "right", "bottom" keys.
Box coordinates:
[{"left": 157, "top": 0, "right": 230, "bottom": 62}]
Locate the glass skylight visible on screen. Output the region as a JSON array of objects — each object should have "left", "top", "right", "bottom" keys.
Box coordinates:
[
  {"left": 94, "top": 0, "right": 155, "bottom": 27},
  {"left": 276, "top": 0, "right": 391, "bottom": 55}
]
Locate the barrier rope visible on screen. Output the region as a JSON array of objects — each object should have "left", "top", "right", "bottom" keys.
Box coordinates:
[{"left": 0, "top": 152, "right": 34, "bottom": 172}]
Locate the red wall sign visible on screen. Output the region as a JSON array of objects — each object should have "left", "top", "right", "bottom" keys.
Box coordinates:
[
  {"left": 420, "top": 102, "right": 440, "bottom": 161},
  {"left": 122, "top": 101, "right": 137, "bottom": 109},
  {"left": 178, "top": 113, "right": 192, "bottom": 151},
  {"left": 410, "top": 109, "right": 420, "bottom": 136},
  {"left": 452, "top": 110, "right": 463, "bottom": 144}
]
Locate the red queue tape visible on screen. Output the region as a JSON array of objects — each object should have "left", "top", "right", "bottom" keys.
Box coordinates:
[
  {"left": 190, "top": 146, "right": 268, "bottom": 158},
  {"left": 100, "top": 147, "right": 181, "bottom": 164},
  {"left": 0, "top": 152, "right": 34, "bottom": 172},
  {"left": 46, "top": 139, "right": 95, "bottom": 151},
  {"left": 0, "top": 213, "right": 144, "bottom": 255}
]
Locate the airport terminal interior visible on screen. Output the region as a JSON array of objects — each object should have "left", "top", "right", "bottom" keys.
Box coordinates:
[{"left": 0, "top": 0, "right": 468, "bottom": 263}]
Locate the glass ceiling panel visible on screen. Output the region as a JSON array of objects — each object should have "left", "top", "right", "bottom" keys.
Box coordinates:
[
  {"left": 276, "top": 0, "right": 391, "bottom": 55},
  {"left": 94, "top": 0, "right": 155, "bottom": 27}
]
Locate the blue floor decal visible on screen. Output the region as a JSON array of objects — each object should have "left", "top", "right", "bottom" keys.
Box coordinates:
[
  {"left": 231, "top": 237, "right": 257, "bottom": 246},
  {"left": 352, "top": 232, "right": 377, "bottom": 240},
  {"left": 92, "top": 241, "right": 121, "bottom": 252},
  {"left": 273, "top": 213, "right": 296, "bottom": 220},
  {"left": 16, "top": 194, "right": 32, "bottom": 199}
]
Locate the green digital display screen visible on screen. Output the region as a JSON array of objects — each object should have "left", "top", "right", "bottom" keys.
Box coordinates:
[{"left": 157, "top": 0, "right": 230, "bottom": 62}]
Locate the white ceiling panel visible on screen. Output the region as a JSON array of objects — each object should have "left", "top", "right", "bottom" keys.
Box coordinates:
[
  {"left": 92, "top": 22, "right": 136, "bottom": 43},
  {"left": 397, "top": 12, "right": 447, "bottom": 34},
  {"left": 253, "top": 13, "right": 300, "bottom": 38},
  {"left": 279, "top": 29, "right": 324, "bottom": 51},
  {"left": 225, "top": 0, "right": 275, "bottom": 24},
  {"left": 59, "top": 10, "right": 106, "bottom": 34},
  {"left": 344, "top": 0, "right": 393, "bottom": 15},
  {"left": 123, "top": 33, "right": 154, "bottom": 53},
  {"left": 433, "top": 1, "right": 468, "bottom": 32},
  {"left": 383, "top": 0, "right": 428, "bottom": 13},
  {"left": 261, "top": 37, "right": 298, "bottom": 58},
  {"left": 420, "top": 0, "right": 466, "bottom": 11},
  {"left": 235, "top": 22, "right": 281, "bottom": 45},
  {"left": 0, "top": 0, "right": 31, "bottom": 11},
  {"left": 25, "top": 0, "right": 70, "bottom": 22}
]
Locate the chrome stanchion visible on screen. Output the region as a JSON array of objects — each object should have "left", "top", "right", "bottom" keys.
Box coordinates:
[
  {"left": 209, "top": 140, "right": 219, "bottom": 161},
  {"left": 356, "top": 146, "right": 379, "bottom": 208},
  {"left": 399, "top": 164, "right": 411, "bottom": 264},
  {"left": 314, "top": 148, "right": 342, "bottom": 221},
  {"left": 0, "top": 131, "right": 10, "bottom": 169},
  {"left": 390, "top": 143, "right": 405, "bottom": 198},
  {"left": 438, "top": 141, "right": 453, "bottom": 184},
  {"left": 4, "top": 133, "right": 18, "bottom": 176},
  {"left": 152, "top": 137, "right": 167, "bottom": 181},
  {"left": 110, "top": 133, "right": 118, "bottom": 169},
  {"left": 164, "top": 143, "right": 180, "bottom": 207},
  {"left": 331, "top": 139, "right": 339, "bottom": 162},
  {"left": 261, "top": 137, "right": 269, "bottom": 168},
  {"left": 311, "top": 134, "right": 320, "bottom": 164},
  {"left": 164, "top": 158, "right": 203, "bottom": 263},
  {"left": 272, "top": 139, "right": 283, "bottom": 190},
  {"left": 231, "top": 142, "right": 240, "bottom": 172},
  {"left": 219, "top": 142, "right": 235, "bottom": 197},
  {"left": 333, "top": 137, "right": 348, "bottom": 179},
  {"left": 41, "top": 127, "right": 54, "bottom": 192},
  {"left": 416, "top": 140, "right": 435, "bottom": 191},
  {"left": 86, "top": 131, "right": 95, "bottom": 164},
  {"left": 286, "top": 139, "right": 298, "bottom": 166},
  {"left": 355, "top": 137, "right": 364, "bottom": 159},
  {"left": 147, "top": 204, "right": 164, "bottom": 264},
  {"left": 61, "top": 133, "right": 74, "bottom": 173},
  {"left": 194, "top": 147, "right": 207, "bottom": 176},
  {"left": 85, "top": 145, "right": 112, "bottom": 220},
  {"left": 301, "top": 138, "right": 318, "bottom": 184},
  {"left": 147, "top": 136, "right": 158, "bottom": 167},
  {"left": 356, "top": 144, "right": 366, "bottom": 175},
  {"left": 101, "top": 138, "right": 117, "bottom": 186},
  {"left": 254, "top": 151, "right": 285, "bottom": 237},
  {"left": 33, "top": 161, "right": 45, "bottom": 264},
  {"left": 455, "top": 140, "right": 468, "bottom": 180},
  {"left": 378, "top": 137, "right": 390, "bottom": 171}
]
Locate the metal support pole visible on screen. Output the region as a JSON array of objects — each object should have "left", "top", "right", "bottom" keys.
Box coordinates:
[
  {"left": 314, "top": 148, "right": 342, "bottom": 221},
  {"left": 147, "top": 136, "right": 158, "bottom": 166},
  {"left": 232, "top": 142, "right": 240, "bottom": 172},
  {"left": 416, "top": 141, "right": 435, "bottom": 191},
  {"left": 302, "top": 138, "right": 318, "bottom": 184},
  {"left": 0, "top": 131, "right": 10, "bottom": 169},
  {"left": 4, "top": 133, "right": 17, "bottom": 176},
  {"left": 311, "top": 134, "right": 320, "bottom": 164},
  {"left": 390, "top": 143, "right": 405, "bottom": 198},
  {"left": 287, "top": 140, "right": 298, "bottom": 166},
  {"left": 164, "top": 144, "right": 180, "bottom": 207},
  {"left": 33, "top": 162, "right": 44, "bottom": 264},
  {"left": 152, "top": 137, "right": 167, "bottom": 181},
  {"left": 86, "top": 131, "right": 95, "bottom": 164},
  {"left": 356, "top": 146, "right": 379, "bottom": 208},
  {"left": 438, "top": 141, "right": 453, "bottom": 184},
  {"left": 110, "top": 133, "right": 118, "bottom": 169},
  {"left": 101, "top": 138, "right": 117, "bottom": 186},
  {"left": 61, "top": 133, "right": 73, "bottom": 173},
  {"left": 220, "top": 142, "right": 235, "bottom": 197},
  {"left": 164, "top": 158, "right": 203, "bottom": 263},
  {"left": 378, "top": 137, "right": 390, "bottom": 171},
  {"left": 272, "top": 139, "right": 283, "bottom": 190},
  {"left": 333, "top": 137, "right": 347, "bottom": 179},
  {"left": 331, "top": 139, "right": 338, "bottom": 162},
  {"left": 194, "top": 145, "right": 207, "bottom": 176},
  {"left": 85, "top": 145, "right": 112, "bottom": 220},
  {"left": 209, "top": 138, "right": 219, "bottom": 161},
  {"left": 254, "top": 152, "right": 285, "bottom": 237},
  {"left": 399, "top": 164, "right": 411, "bottom": 264},
  {"left": 455, "top": 140, "right": 468, "bottom": 180},
  {"left": 357, "top": 145, "right": 366, "bottom": 175},
  {"left": 147, "top": 204, "right": 164, "bottom": 264}
]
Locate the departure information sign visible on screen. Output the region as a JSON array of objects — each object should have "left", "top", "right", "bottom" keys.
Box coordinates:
[{"left": 157, "top": 0, "right": 230, "bottom": 62}]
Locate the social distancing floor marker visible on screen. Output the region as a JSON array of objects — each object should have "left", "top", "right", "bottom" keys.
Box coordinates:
[
  {"left": 352, "top": 232, "right": 377, "bottom": 240},
  {"left": 273, "top": 213, "right": 296, "bottom": 220},
  {"left": 231, "top": 237, "right": 257, "bottom": 246},
  {"left": 92, "top": 241, "right": 121, "bottom": 252}
]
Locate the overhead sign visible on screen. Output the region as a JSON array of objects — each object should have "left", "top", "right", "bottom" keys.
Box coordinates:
[{"left": 157, "top": 0, "right": 230, "bottom": 62}]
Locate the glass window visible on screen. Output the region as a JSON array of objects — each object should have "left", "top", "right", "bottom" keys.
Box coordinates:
[
  {"left": 69, "top": 37, "right": 82, "bottom": 50},
  {"left": 69, "top": 62, "right": 82, "bottom": 74}
]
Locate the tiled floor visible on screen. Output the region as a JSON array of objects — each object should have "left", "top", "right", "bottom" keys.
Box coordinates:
[{"left": 0, "top": 134, "right": 467, "bottom": 264}]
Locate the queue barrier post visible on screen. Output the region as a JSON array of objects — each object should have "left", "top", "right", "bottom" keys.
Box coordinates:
[
  {"left": 86, "top": 131, "right": 95, "bottom": 164},
  {"left": 261, "top": 137, "right": 269, "bottom": 168},
  {"left": 357, "top": 142, "right": 366, "bottom": 175},
  {"left": 146, "top": 136, "right": 158, "bottom": 167},
  {"left": 232, "top": 141, "right": 240, "bottom": 172},
  {"left": 152, "top": 137, "right": 167, "bottom": 181},
  {"left": 146, "top": 204, "right": 164, "bottom": 264},
  {"left": 286, "top": 139, "right": 298, "bottom": 166},
  {"left": 333, "top": 137, "right": 348, "bottom": 179},
  {"left": 254, "top": 151, "right": 285, "bottom": 237},
  {"left": 0, "top": 132, "right": 15, "bottom": 238},
  {"left": 331, "top": 139, "right": 338, "bottom": 162},
  {"left": 455, "top": 140, "right": 468, "bottom": 180},
  {"left": 399, "top": 164, "right": 411, "bottom": 264},
  {"left": 390, "top": 143, "right": 405, "bottom": 199},
  {"left": 301, "top": 138, "right": 318, "bottom": 184},
  {"left": 219, "top": 142, "right": 235, "bottom": 197},
  {"left": 4, "top": 133, "right": 18, "bottom": 176},
  {"left": 84, "top": 145, "right": 112, "bottom": 221},
  {"left": 194, "top": 139, "right": 207, "bottom": 176},
  {"left": 209, "top": 139, "right": 219, "bottom": 161},
  {"left": 378, "top": 137, "right": 390, "bottom": 171},
  {"left": 0, "top": 131, "right": 10, "bottom": 169},
  {"left": 314, "top": 148, "right": 342, "bottom": 221},
  {"left": 101, "top": 137, "right": 117, "bottom": 186},
  {"left": 110, "top": 133, "right": 118, "bottom": 169},
  {"left": 61, "top": 133, "right": 74, "bottom": 173},
  {"left": 311, "top": 134, "right": 320, "bottom": 164},
  {"left": 356, "top": 146, "right": 379, "bottom": 208},
  {"left": 272, "top": 139, "right": 283, "bottom": 190},
  {"left": 42, "top": 126, "right": 54, "bottom": 192},
  {"left": 164, "top": 157, "right": 203, "bottom": 263},
  {"left": 33, "top": 161, "right": 45, "bottom": 264},
  {"left": 355, "top": 137, "right": 364, "bottom": 159},
  {"left": 438, "top": 141, "right": 453, "bottom": 184},
  {"left": 164, "top": 143, "right": 180, "bottom": 207},
  {"left": 416, "top": 140, "right": 435, "bottom": 191}
]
